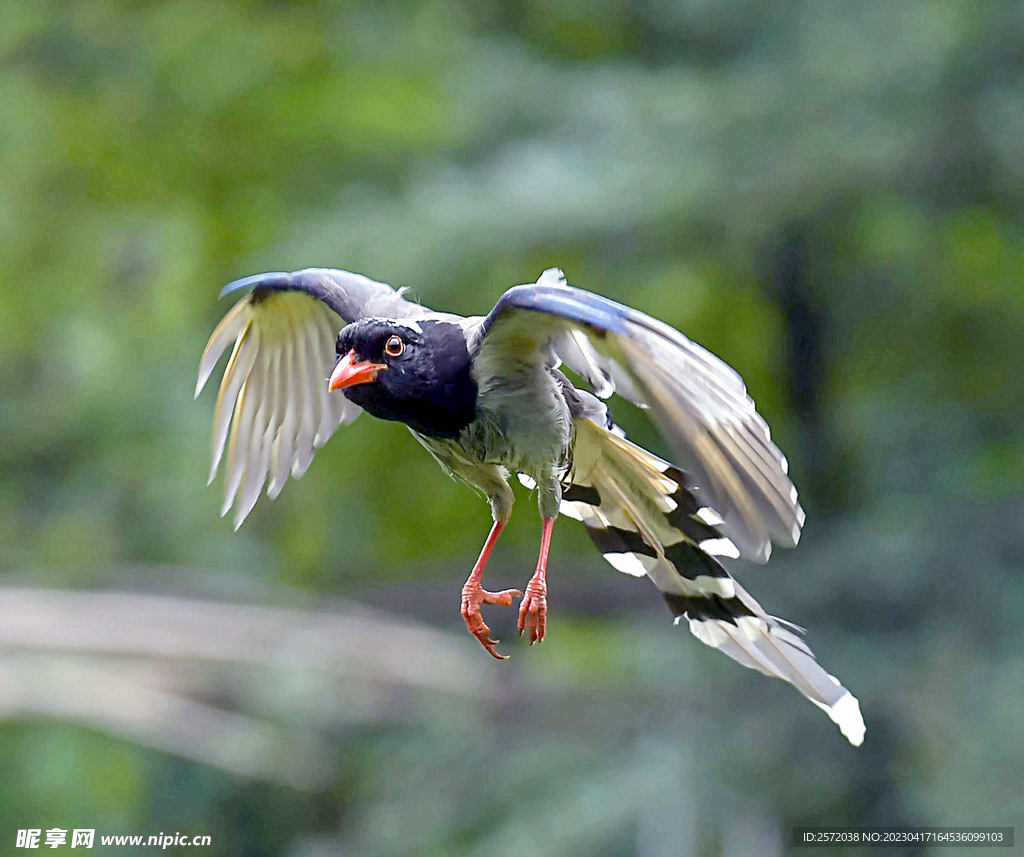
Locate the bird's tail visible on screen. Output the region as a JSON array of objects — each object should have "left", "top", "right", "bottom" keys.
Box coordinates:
[{"left": 561, "top": 417, "right": 865, "bottom": 746}]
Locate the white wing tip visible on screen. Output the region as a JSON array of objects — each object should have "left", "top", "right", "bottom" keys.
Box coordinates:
[
  {"left": 559, "top": 500, "right": 584, "bottom": 521},
  {"left": 601, "top": 551, "right": 649, "bottom": 578},
  {"left": 693, "top": 574, "right": 736, "bottom": 599},
  {"left": 811, "top": 688, "right": 865, "bottom": 747},
  {"left": 537, "top": 267, "right": 567, "bottom": 287},
  {"left": 698, "top": 537, "right": 740, "bottom": 559},
  {"left": 695, "top": 506, "right": 725, "bottom": 526}
]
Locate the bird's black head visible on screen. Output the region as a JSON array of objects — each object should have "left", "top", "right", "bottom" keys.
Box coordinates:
[{"left": 330, "top": 318, "right": 477, "bottom": 438}]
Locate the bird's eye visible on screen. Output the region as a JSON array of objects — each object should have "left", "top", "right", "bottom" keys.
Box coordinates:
[{"left": 384, "top": 335, "right": 405, "bottom": 358}]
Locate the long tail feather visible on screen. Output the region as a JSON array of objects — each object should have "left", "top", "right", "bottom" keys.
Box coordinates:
[{"left": 563, "top": 418, "right": 864, "bottom": 746}]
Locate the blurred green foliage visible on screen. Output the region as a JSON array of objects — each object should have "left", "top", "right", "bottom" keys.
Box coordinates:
[{"left": 2, "top": 0, "right": 1024, "bottom": 854}]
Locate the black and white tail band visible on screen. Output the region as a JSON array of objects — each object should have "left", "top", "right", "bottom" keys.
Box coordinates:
[{"left": 545, "top": 418, "right": 864, "bottom": 746}]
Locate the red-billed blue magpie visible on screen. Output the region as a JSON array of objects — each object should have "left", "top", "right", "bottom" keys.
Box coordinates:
[{"left": 196, "top": 267, "right": 864, "bottom": 745}]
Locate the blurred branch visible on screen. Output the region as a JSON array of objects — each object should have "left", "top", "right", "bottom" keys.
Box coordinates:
[
  {"left": 0, "top": 654, "right": 335, "bottom": 790},
  {"left": 0, "top": 586, "right": 494, "bottom": 693},
  {"left": 0, "top": 585, "right": 498, "bottom": 788}
]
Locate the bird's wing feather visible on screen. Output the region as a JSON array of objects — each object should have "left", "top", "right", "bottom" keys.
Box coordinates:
[
  {"left": 469, "top": 268, "right": 802, "bottom": 562},
  {"left": 218, "top": 267, "right": 426, "bottom": 323},
  {"left": 196, "top": 268, "right": 428, "bottom": 528}
]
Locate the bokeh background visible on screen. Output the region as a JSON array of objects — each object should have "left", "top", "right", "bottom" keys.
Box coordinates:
[{"left": 3, "top": 1, "right": 1024, "bottom": 854}]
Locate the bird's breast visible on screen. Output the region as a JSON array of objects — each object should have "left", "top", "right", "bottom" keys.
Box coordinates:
[{"left": 467, "top": 368, "right": 573, "bottom": 474}]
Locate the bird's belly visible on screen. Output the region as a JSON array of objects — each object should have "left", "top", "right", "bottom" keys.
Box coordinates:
[
  {"left": 469, "top": 380, "right": 572, "bottom": 477},
  {"left": 412, "top": 368, "right": 572, "bottom": 518}
]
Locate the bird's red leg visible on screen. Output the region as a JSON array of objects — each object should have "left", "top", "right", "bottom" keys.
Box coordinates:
[
  {"left": 460, "top": 518, "right": 523, "bottom": 660},
  {"left": 518, "top": 516, "right": 554, "bottom": 645}
]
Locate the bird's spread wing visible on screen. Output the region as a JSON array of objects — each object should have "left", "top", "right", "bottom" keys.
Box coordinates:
[
  {"left": 195, "top": 268, "right": 428, "bottom": 528},
  {"left": 468, "top": 268, "right": 803, "bottom": 563}
]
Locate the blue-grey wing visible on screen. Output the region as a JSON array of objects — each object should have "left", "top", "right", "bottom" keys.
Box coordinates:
[
  {"left": 219, "top": 267, "right": 427, "bottom": 323},
  {"left": 469, "top": 268, "right": 802, "bottom": 563},
  {"left": 196, "top": 268, "right": 430, "bottom": 528}
]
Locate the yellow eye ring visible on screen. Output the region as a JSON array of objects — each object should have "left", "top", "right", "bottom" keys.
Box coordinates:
[{"left": 384, "top": 335, "right": 404, "bottom": 358}]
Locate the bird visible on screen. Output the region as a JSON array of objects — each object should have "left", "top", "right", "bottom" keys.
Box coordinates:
[{"left": 195, "top": 266, "right": 865, "bottom": 745}]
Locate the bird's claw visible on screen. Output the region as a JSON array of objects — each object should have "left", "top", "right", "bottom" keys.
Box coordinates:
[
  {"left": 461, "top": 584, "right": 523, "bottom": 659},
  {"left": 517, "top": 575, "right": 547, "bottom": 645}
]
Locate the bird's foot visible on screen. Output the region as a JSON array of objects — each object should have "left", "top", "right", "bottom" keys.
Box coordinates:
[
  {"left": 461, "top": 582, "right": 523, "bottom": 660},
  {"left": 517, "top": 573, "right": 547, "bottom": 645}
]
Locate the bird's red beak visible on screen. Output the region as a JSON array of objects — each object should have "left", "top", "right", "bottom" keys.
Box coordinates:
[{"left": 329, "top": 349, "right": 386, "bottom": 391}]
